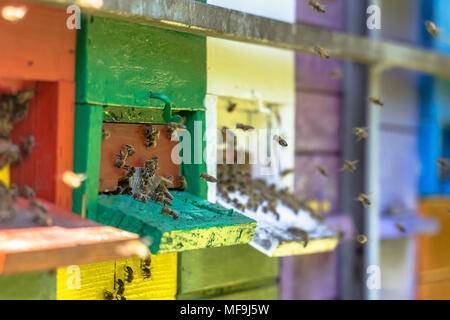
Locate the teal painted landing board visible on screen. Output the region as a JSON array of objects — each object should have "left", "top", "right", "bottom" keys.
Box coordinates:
[{"left": 97, "top": 191, "right": 256, "bottom": 254}]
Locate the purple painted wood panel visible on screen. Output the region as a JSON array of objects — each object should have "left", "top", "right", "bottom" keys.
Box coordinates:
[
  {"left": 296, "top": 0, "right": 345, "bottom": 30},
  {"left": 296, "top": 91, "right": 341, "bottom": 152},
  {"left": 294, "top": 154, "right": 340, "bottom": 212},
  {"left": 296, "top": 52, "right": 343, "bottom": 93}
]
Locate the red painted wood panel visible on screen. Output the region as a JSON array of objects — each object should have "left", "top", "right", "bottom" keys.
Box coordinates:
[
  {"left": 296, "top": 52, "right": 343, "bottom": 93},
  {"left": 11, "top": 81, "right": 75, "bottom": 210},
  {"left": 294, "top": 154, "right": 340, "bottom": 213},
  {"left": 295, "top": 91, "right": 341, "bottom": 152},
  {"left": 0, "top": 0, "right": 75, "bottom": 82},
  {"left": 296, "top": 0, "right": 345, "bottom": 30}
]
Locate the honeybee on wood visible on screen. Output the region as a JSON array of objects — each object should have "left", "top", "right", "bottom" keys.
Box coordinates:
[
  {"left": 314, "top": 46, "right": 330, "bottom": 59},
  {"left": 287, "top": 227, "right": 310, "bottom": 248},
  {"left": 369, "top": 97, "right": 384, "bottom": 107},
  {"left": 21, "top": 135, "right": 34, "bottom": 156},
  {"left": 425, "top": 20, "right": 440, "bottom": 37},
  {"left": 330, "top": 70, "right": 342, "bottom": 79},
  {"left": 226, "top": 101, "right": 237, "bottom": 113},
  {"left": 340, "top": 160, "right": 358, "bottom": 173},
  {"left": 177, "top": 175, "right": 187, "bottom": 189},
  {"left": 102, "top": 128, "right": 110, "bottom": 140},
  {"left": 124, "top": 145, "right": 135, "bottom": 157},
  {"left": 30, "top": 199, "right": 52, "bottom": 226},
  {"left": 114, "top": 150, "right": 128, "bottom": 169},
  {"left": 200, "top": 173, "right": 217, "bottom": 183},
  {"left": 356, "top": 193, "right": 371, "bottom": 208},
  {"left": 352, "top": 127, "right": 368, "bottom": 142},
  {"left": 236, "top": 123, "right": 254, "bottom": 131},
  {"left": 308, "top": 0, "right": 326, "bottom": 13},
  {"left": 104, "top": 289, "right": 114, "bottom": 300},
  {"left": 143, "top": 125, "right": 160, "bottom": 148},
  {"left": 356, "top": 234, "right": 368, "bottom": 244},
  {"left": 273, "top": 135, "right": 288, "bottom": 147},
  {"left": 115, "top": 279, "right": 125, "bottom": 296},
  {"left": 437, "top": 158, "right": 449, "bottom": 171},
  {"left": 20, "top": 185, "right": 35, "bottom": 199},
  {"left": 280, "top": 168, "right": 294, "bottom": 177},
  {"left": 161, "top": 206, "right": 179, "bottom": 220},
  {"left": 124, "top": 266, "right": 134, "bottom": 283},
  {"left": 395, "top": 223, "right": 406, "bottom": 234},
  {"left": 317, "top": 166, "right": 328, "bottom": 177}
]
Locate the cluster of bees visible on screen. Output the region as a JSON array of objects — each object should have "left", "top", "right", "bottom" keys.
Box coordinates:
[
  {"left": 104, "top": 256, "right": 152, "bottom": 300},
  {"left": 0, "top": 89, "right": 51, "bottom": 226}
]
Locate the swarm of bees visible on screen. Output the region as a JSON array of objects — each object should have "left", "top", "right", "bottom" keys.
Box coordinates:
[
  {"left": 273, "top": 135, "right": 288, "bottom": 147},
  {"left": 217, "top": 164, "right": 323, "bottom": 222},
  {"left": 314, "top": 46, "right": 330, "bottom": 59},
  {"left": 143, "top": 124, "right": 160, "bottom": 148},
  {"left": 316, "top": 166, "right": 328, "bottom": 177},
  {"left": 369, "top": 97, "right": 384, "bottom": 107},
  {"left": 226, "top": 101, "right": 237, "bottom": 113},
  {"left": 356, "top": 193, "right": 371, "bottom": 208},
  {"left": 308, "top": 0, "right": 326, "bottom": 13}
]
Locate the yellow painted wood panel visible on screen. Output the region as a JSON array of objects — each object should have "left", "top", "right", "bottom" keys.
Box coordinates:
[
  {"left": 57, "top": 253, "right": 177, "bottom": 300},
  {"left": 0, "top": 165, "right": 9, "bottom": 186}
]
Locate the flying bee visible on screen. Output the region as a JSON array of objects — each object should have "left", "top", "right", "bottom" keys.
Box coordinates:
[
  {"left": 395, "top": 223, "right": 406, "bottom": 234},
  {"left": 177, "top": 175, "right": 187, "bottom": 189},
  {"left": 273, "top": 135, "right": 288, "bottom": 147},
  {"left": 200, "top": 173, "right": 217, "bottom": 183},
  {"left": 21, "top": 135, "right": 34, "bottom": 156},
  {"left": 317, "top": 166, "right": 328, "bottom": 177},
  {"left": 161, "top": 206, "right": 179, "bottom": 220},
  {"left": 352, "top": 127, "right": 368, "bottom": 142},
  {"left": 280, "top": 168, "right": 294, "bottom": 177},
  {"left": 124, "top": 145, "right": 135, "bottom": 157},
  {"left": 287, "top": 227, "right": 310, "bottom": 248},
  {"left": 356, "top": 193, "right": 371, "bottom": 208},
  {"left": 236, "top": 123, "right": 254, "bottom": 131},
  {"left": 124, "top": 266, "right": 134, "bottom": 283},
  {"left": 356, "top": 234, "right": 368, "bottom": 244},
  {"left": 20, "top": 185, "right": 35, "bottom": 199},
  {"left": 62, "top": 171, "right": 87, "bottom": 188},
  {"left": 308, "top": 0, "right": 326, "bottom": 13},
  {"left": 437, "top": 158, "right": 449, "bottom": 171},
  {"left": 226, "top": 101, "right": 237, "bottom": 113},
  {"left": 104, "top": 289, "right": 114, "bottom": 300},
  {"left": 116, "top": 279, "right": 125, "bottom": 296},
  {"left": 125, "top": 166, "right": 136, "bottom": 178},
  {"left": 340, "top": 160, "right": 358, "bottom": 173},
  {"left": 102, "top": 128, "right": 110, "bottom": 140},
  {"left": 425, "top": 20, "right": 440, "bottom": 38},
  {"left": 314, "top": 45, "right": 330, "bottom": 59},
  {"left": 114, "top": 150, "right": 128, "bottom": 168},
  {"left": 330, "top": 70, "right": 342, "bottom": 79},
  {"left": 369, "top": 97, "right": 384, "bottom": 107}
]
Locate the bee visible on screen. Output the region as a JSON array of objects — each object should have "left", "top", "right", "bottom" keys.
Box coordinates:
[
  {"left": 21, "top": 135, "right": 34, "bottom": 156},
  {"left": 308, "top": 0, "right": 326, "bottom": 13},
  {"left": 116, "top": 279, "right": 125, "bottom": 296},
  {"left": 395, "top": 223, "right": 406, "bottom": 234},
  {"left": 425, "top": 20, "right": 440, "bottom": 38},
  {"left": 62, "top": 171, "right": 87, "bottom": 189},
  {"left": 356, "top": 193, "right": 371, "bottom": 208},
  {"left": 167, "top": 122, "right": 187, "bottom": 138},
  {"left": 314, "top": 46, "right": 330, "bottom": 59},
  {"left": 437, "top": 158, "right": 449, "bottom": 171},
  {"left": 330, "top": 70, "right": 342, "bottom": 79},
  {"left": 226, "top": 101, "right": 237, "bottom": 113},
  {"left": 143, "top": 125, "right": 160, "bottom": 148},
  {"left": 104, "top": 289, "right": 114, "bottom": 300},
  {"left": 369, "top": 97, "right": 384, "bottom": 107},
  {"left": 114, "top": 150, "right": 128, "bottom": 168},
  {"left": 287, "top": 227, "right": 310, "bottom": 248},
  {"left": 124, "top": 266, "right": 134, "bottom": 283},
  {"left": 125, "top": 166, "right": 136, "bottom": 178},
  {"left": 102, "top": 128, "right": 110, "bottom": 140},
  {"left": 142, "top": 256, "right": 151, "bottom": 268},
  {"left": 236, "top": 123, "right": 254, "bottom": 131},
  {"left": 280, "top": 168, "right": 294, "bottom": 177},
  {"left": 200, "top": 173, "right": 218, "bottom": 183},
  {"left": 177, "top": 175, "right": 187, "bottom": 189},
  {"left": 124, "top": 145, "right": 135, "bottom": 157},
  {"left": 142, "top": 267, "right": 152, "bottom": 279},
  {"left": 161, "top": 206, "right": 179, "bottom": 220},
  {"left": 340, "top": 160, "right": 358, "bottom": 173},
  {"left": 352, "top": 127, "right": 368, "bottom": 142},
  {"left": 356, "top": 234, "right": 368, "bottom": 244},
  {"left": 30, "top": 200, "right": 52, "bottom": 226},
  {"left": 317, "top": 166, "right": 328, "bottom": 177},
  {"left": 20, "top": 185, "right": 35, "bottom": 199},
  {"left": 273, "top": 135, "right": 288, "bottom": 147}
]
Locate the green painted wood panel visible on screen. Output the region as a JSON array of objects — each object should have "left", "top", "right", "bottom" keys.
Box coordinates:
[
  {"left": 72, "top": 104, "right": 103, "bottom": 220},
  {"left": 177, "top": 244, "right": 279, "bottom": 299},
  {"left": 0, "top": 272, "right": 56, "bottom": 300},
  {"left": 75, "top": 15, "right": 206, "bottom": 109},
  {"left": 96, "top": 192, "right": 256, "bottom": 254},
  {"left": 210, "top": 284, "right": 279, "bottom": 300}
]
